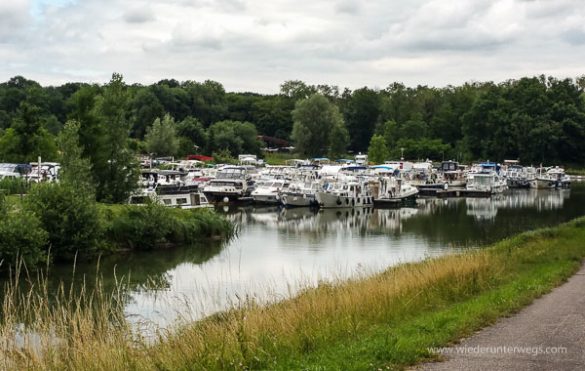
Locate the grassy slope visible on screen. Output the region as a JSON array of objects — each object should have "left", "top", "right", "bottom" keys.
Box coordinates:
[{"left": 4, "top": 218, "right": 585, "bottom": 370}]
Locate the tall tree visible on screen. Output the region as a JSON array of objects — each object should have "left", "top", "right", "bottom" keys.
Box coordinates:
[
  {"left": 208, "top": 120, "right": 260, "bottom": 156},
  {"left": 145, "top": 114, "right": 180, "bottom": 157},
  {"left": 367, "top": 135, "right": 389, "bottom": 164},
  {"left": 177, "top": 116, "right": 208, "bottom": 151},
  {"left": 94, "top": 73, "right": 138, "bottom": 203},
  {"left": 59, "top": 120, "right": 94, "bottom": 194},
  {"left": 344, "top": 87, "right": 382, "bottom": 152},
  {"left": 0, "top": 102, "right": 57, "bottom": 162},
  {"left": 291, "top": 94, "right": 345, "bottom": 157}
]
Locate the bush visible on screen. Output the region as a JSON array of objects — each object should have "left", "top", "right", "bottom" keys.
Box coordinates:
[
  {"left": 25, "top": 183, "right": 102, "bottom": 260},
  {"left": 0, "top": 177, "right": 29, "bottom": 195},
  {"left": 104, "top": 203, "right": 235, "bottom": 250},
  {"left": 106, "top": 202, "right": 173, "bottom": 250},
  {"left": 0, "top": 210, "right": 48, "bottom": 271}
]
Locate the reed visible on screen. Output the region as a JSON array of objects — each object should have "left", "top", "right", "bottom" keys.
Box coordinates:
[{"left": 1, "top": 217, "right": 584, "bottom": 370}]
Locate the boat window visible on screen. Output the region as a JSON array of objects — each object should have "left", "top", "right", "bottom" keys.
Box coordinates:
[
  {"left": 176, "top": 198, "right": 188, "bottom": 205},
  {"left": 163, "top": 199, "right": 172, "bottom": 205}
]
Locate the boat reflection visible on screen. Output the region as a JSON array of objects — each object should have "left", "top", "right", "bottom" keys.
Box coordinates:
[{"left": 466, "top": 189, "right": 570, "bottom": 221}]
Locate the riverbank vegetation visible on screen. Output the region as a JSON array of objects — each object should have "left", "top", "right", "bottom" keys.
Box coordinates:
[
  {"left": 1, "top": 74, "right": 585, "bottom": 169},
  {"left": 1, "top": 217, "right": 584, "bottom": 369},
  {"left": 0, "top": 120, "right": 234, "bottom": 271}
]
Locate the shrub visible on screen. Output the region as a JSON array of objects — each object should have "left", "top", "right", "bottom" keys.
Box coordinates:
[
  {"left": 0, "top": 177, "right": 29, "bottom": 195},
  {"left": 104, "top": 203, "right": 235, "bottom": 250},
  {"left": 0, "top": 210, "right": 48, "bottom": 271},
  {"left": 25, "top": 183, "right": 102, "bottom": 260},
  {"left": 106, "top": 202, "right": 173, "bottom": 250}
]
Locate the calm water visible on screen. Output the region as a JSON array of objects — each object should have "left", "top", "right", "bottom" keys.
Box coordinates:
[{"left": 50, "top": 184, "right": 585, "bottom": 330}]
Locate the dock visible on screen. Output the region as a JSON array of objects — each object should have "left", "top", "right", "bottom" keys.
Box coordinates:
[{"left": 418, "top": 188, "right": 491, "bottom": 198}]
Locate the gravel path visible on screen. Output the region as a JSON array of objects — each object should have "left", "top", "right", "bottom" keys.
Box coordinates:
[{"left": 417, "top": 263, "right": 585, "bottom": 371}]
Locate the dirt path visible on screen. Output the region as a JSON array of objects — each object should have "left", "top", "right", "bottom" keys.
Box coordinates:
[{"left": 418, "top": 263, "right": 585, "bottom": 370}]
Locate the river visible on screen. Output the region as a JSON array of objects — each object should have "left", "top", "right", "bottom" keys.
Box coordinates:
[{"left": 47, "top": 184, "right": 585, "bottom": 332}]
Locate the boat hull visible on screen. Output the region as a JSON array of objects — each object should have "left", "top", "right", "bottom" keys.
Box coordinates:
[
  {"left": 281, "top": 192, "right": 315, "bottom": 207},
  {"left": 534, "top": 178, "right": 556, "bottom": 189},
  {"left": 203, "top": 191, "right": 252, "bottom": 204},
  {"left": 251, "top": 194, "right": 281, "bottom": 205},
  {"left": 315, "top": 192, "right": 374, "bottom": 209}
]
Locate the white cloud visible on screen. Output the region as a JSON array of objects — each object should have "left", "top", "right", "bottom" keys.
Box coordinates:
[{"left": 1, "top": 0, "right": 584, "bottom": 92}]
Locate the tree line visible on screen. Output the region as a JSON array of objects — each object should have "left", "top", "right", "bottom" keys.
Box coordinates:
[{"left": 1, "top": 73, "right": 585, "bottom": 181}]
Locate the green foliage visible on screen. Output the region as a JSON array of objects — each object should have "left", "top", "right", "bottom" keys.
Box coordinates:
[
  {"left": 0, "top": 177, "right": 28, "bottom": 195},
  {"left": 212, "top": 148, "right": 238, "bottom": 164},
  {"left": 0, "top": 102, "right": 58, "bottom": 162},
  {"left": 1, "top": 74, "right": 585, "bottom": 166},
  {"left": 292, "top": 94, "right": 346, "bottom": 157},
  {"left": 129, "top": 88, "right": 164, "bottom": 138},
  {"left": 208, "top": 120, "right": 260, "bottom": 156},
  {"left": 105, "top": 201, "right": 173, "bottom": 250},
  {"left": 59, "top": 120, "right": 94, "bottom": 193},
  {"left": 25, "top": 183, "right": 102, "bottom": 261},
  {"left": 367, "top": 134, "right": 389, "bottom": 164},
  {"left": 328, "top": 121, "right": 350, "bottom": 158},
  {"left": 103, "top": 202, "right": 234, "bottom": 250},
  {"left": 94, "top": 73, "right": 139, "bottom": 203},
  {"left": 0, "top": 209, "right": 48, "bottom": 271},
  {"left": 344, "top": 87, "right": 382, "bottom": 152},
  {"left": 145, "top": 113, "right": 180, "bottom": 157},
  {"left": 395, "top": 138, "right": 451, "bottom": 160},
  {"left": 177, "top": 116, "right": 208, "bottom": 151}
]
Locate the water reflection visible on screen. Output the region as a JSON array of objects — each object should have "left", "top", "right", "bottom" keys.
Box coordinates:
[
  {"left": 466, "top": 188, "right": 571, "bottom": 221},
  {"left": 44, "top": 186, "right": 585, "bottom": 330}
]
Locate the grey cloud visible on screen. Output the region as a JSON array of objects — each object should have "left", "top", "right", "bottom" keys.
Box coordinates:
[
  {"left": 1, "top": 0, "right": 585, "bottom": 93},
  {"left": 124, "top": 7, "right": 156, "bottom": 23},
  {"left": 0, "top": 1, "right": 31, "bottom": 41},
  {"left": 335, "top": 0, "right": 360, "bottom": 14}
]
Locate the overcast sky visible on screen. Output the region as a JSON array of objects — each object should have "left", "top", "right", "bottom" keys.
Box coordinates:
[{"left": 1, "top": 0, "right": 584, "bottom": 93}]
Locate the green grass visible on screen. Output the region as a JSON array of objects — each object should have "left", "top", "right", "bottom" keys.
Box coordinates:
[
  {"left": 566, "top": 167, "right": 585, "bottom": 176},
  {"left": 263, "top": 152, "right": 299, "bottom": 165},
  {"left": 1, "top": 217, "right": 584, "bottom": 370},
  {"left": 0, "top": 177, "right": 29, "bottom": 195}
]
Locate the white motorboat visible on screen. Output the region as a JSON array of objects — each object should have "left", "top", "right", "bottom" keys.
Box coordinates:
[
  {"left": 281, "top": 179, "right": 319, "bottom": 207},
  {"left": 373, "top": 176, "right": 419, "bottom": 207},
  {"left": 506, "top": 165, "right": 536, "bottom": 189},
  {"left": 440, "top": 161, "right": 467, "bottom": 188},
  {"left": 315, "top": 178, "right": 375, "bottom": 208},
  {"left": 535, "top": 167, "right": 571, "bottom": 189},
  {"left": 251, "top": 179, "right": 289, "bottom": 204},
  {"left": 202, "top": 166, "right": 255, "bottom": 203},
  {"left": 466, "top": 163, "right": 507, "bottom": 194}
]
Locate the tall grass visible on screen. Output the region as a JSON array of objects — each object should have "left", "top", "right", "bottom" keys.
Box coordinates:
[
  {"left": 0, "top": 177, "right": 29, "bottom": 195},
  {"left": 0, "top": 260, "right": 130, "bottom": 370},
  {"left": 1, "top": 217, "right": 584, "bottom": 369}
]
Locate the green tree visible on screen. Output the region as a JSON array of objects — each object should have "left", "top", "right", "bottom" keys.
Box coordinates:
[
  {"left": 59, "top": 120, "right": 94, "bottom": 193},
  {"left": 208, "top": 120, "right": 259, "bottom": 156},
  {"left": 0, "top": 206, "right": 48, "bottom": 270},
  {"left": 130, "top": 88, "right": 164, "bottom": 138},
  {"left": 368, "top": 134, "right": 389, "bottom": 164},
  {"left": 177, "top": 116, "right": 208, "bottom": 151},
  {"left": 145, "top": 114, "right": 180, "bottom": 157},
  {"left": 344, "top": 87, "right": 382, "bottom": 152},
  {"left": 94, "top": 73, "right": 138, "bottom": 203},
  {"left": 0, "top": 102, "right": 58, "bottom": 162},
  {"left": 185, "top": 80, "right": 227, "bottom": 126},
  {"left": 291, "top": 94, "right": 345, "bottom": 157},
  {"left": 26, "top": 119, "right": 101, "bottom": 261},
  {"left": 67, "top": 85, "right": 108, "bottom": 186},
  {"left": 328, "top": 121, "right": 349, "bottom": 158}
]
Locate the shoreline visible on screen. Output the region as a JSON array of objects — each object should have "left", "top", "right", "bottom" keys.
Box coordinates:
[{"left": 2, "top": 215, "right": 584, "bottom": 369}]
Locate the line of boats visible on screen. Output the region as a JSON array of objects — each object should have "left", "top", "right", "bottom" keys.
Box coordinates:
[{"left": 127, "top": 158, "right": 572, "bottom": 210}]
